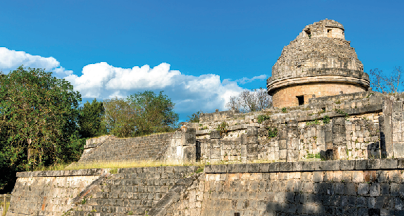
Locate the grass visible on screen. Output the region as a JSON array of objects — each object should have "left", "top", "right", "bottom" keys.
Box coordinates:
[
  {"left": 0, "top": 201, "right": 10, "bottom": 216},
  {"left": 34, "top": 158, "right": 299, "bottom": 172},
  {"left": 35, "top": 160, "right": 210, "bottom": 171}
]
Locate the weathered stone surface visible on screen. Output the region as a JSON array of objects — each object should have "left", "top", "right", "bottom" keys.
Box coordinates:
[{"left": 267, "top": 19, "right": 368, "bottom": 108}]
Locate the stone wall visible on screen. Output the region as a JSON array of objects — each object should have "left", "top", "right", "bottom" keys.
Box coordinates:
[
  {"left": 271, "top": 81, "right": 367, "bottom": 107},
  {"left": 202, "top": 159, "right": 404, "bottom": 215},
  {"left": 191, "top": 92, "right": 388, "bottom": 163},
  {"left": 79, "top": 133, "right": 174, "bottom": 163},
  {"left": 6, "top": 169, "right": 109, "bottom": 216},
  {"left": 67, "top": 166, "right": 200, "bottom": 216}
]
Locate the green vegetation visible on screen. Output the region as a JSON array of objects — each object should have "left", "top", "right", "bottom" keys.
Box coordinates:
[
  {"left": 187, "top": 111, "right": 202, "bottom": 123},
  {"left": 335, "top": 100, "right": 341, "bottom": 104},
  {"left": 0, "top": 67, "right": 181, "bottom": 193},
  {"left": 322, "top": 115, "right": 330, "bottom": 124},
  {"left": 306, "top": 153, "right": 321, "bottom": 159},
  {"left": 103, "top": 91, "right": 179, "bottom": 137},
  {"left": 0, "top": 66, "right": 82, "bottom": 192},
  {"left": 195, "top": 166, "right": 204, "bottom": 173},
  {"left": 78, "top": 99, "right": 107, "bottom": 138},
  {"left": 217, "top": 121, "right": 229, "bottom": 135},
  {"left": 267, "top": 127, "right": 278, "bottom": 138},
  {"left": 1, "top": 200, "right": 10, "bottom": 216},
  {"left": 335, "top": 109, "right": 349, "bottom": 119},
  {"left": 257, "top": 115, "right": 270, "bottom": 124},
  {"left": 281, "top": 107, "right": 287, "bottom": 113},
  {"left": 306, "top": 119, "right": 320, "bottom": 126}
]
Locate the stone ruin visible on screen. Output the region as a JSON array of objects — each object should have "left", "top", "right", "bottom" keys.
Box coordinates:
[
  {"left": 7, "top": 19, "right": 404, "bottom": 216},
  {"left": 267, "top": 19, "right": 369, "bottom": 108},
  {"left": 75, "top": 19, "right": 403, "bottom": 165}
]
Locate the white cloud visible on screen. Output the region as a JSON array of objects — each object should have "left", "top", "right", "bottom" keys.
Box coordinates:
[
  {"left": 236, "top": 74, "right": 267, "bottom": 84},
  {"left": 65, "top": 62, "right": 244, "bottom": 113},
  {"left": 0, "top": 47, "right": 72, "bottom": 77},
  {"left": 0, "top": 47, "right": 267, "bottom": 115}
]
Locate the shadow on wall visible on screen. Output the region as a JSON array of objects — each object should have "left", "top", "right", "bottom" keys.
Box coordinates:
[{"left": 202, "top": 162, "right": 404, "bottom": 216}]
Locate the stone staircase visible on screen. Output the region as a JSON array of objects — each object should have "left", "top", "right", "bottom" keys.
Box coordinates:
[{"left": 68, "top": 166, "right": 198, "bottom": 216}]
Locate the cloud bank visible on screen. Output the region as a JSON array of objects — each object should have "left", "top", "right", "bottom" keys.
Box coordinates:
[
  {"left": 0, "top": 47, "right": 268, "bottom": 115},
  {"left": 0, "top": 47, "right": 72, "bottom": 77},
  {"left": 64, "top": 62, "right": 244, "bottom": 113}
]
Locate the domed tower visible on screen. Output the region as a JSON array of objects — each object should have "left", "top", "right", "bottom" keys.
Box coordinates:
[{"left": 267, "top": 19, "right": 370, "bottom": 108}]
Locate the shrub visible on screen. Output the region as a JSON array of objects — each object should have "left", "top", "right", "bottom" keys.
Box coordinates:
[
  {"left": 281, "top": 107, "right": 287, "bottom": 113},
  {"left": 267, "top": 127, "right": 278, "bottom": 138},
  {"left": 323, "top": 115, "right": 330, "bottom": 124},
  {"left": 257, "top": 115, "right": 270, "bottom": 124}
]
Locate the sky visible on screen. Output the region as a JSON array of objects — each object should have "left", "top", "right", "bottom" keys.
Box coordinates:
[{"left": 0, "top": 0, "right": 403, "bottom": 121}]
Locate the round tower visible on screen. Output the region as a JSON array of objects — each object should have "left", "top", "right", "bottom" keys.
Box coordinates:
[{"left": 267, "top": 19, "right": 370, "bottom": 108}]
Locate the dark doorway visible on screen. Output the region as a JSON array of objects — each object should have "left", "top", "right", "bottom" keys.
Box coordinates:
[
  {"left": 297, "top": 96, "right": 304, "bottom": 106},
  {"left": 196, "top": 140, "right": 201, "bottom": 161}
]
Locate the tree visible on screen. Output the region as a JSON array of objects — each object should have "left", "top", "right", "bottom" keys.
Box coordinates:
[
  {"left": 226, "top": 88, "right": 272, "bottom": 112},
  {"left": 0, "top": 66, "right": 82, "bottom": 191},
  {"left": 369, "top": 67, "right": 403, "bottom": 93},
  {"left": 103, "top": 97, "right": 136, "bottom": 137},
  {"left": 103, "top": 91, "right": 179, "bottom": 137},
  {"left": 187, "top": 111, "right": 202, "bottom": 123},
  {"left": 78, "top": 99, "right": 107, "bottom": 138}
]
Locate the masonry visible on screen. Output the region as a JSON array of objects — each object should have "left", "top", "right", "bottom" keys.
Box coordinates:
[
  {"left": 8, "top": 159, "right": 404, "bottom": 215},
  {"left": 7, "top": 19, "right": 404, "bottom": 216}
]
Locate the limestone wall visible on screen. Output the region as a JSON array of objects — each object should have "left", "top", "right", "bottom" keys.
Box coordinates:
[
  {"left": 271, "top": 82, "right": 367, "bottom": 108},
  {"left": 67, "top": 166, "right": 200, "bottom": 216},
  {"left": 79, "top": 133, "right": 174, "bottom": 163},
  {"left": 202, "top": 159, "right": 404, "bottom": 215},
  {"left": 6, "top": 169, "right": 109, "bottom": 216}
]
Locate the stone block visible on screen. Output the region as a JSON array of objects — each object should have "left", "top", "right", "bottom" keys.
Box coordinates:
[
  {"left": 380, "top": 159, "right": 397, "bottom": 169},
  {"left": 247, "top": 164, "right": 260, "bottom": 173},
  {"left": 259, "top": 163, "right": 270, "bottom": 173},
  {"left": 320, "top": 161, "right": 340, "bottom": 171},
  {"left": 293, "top": 161, "right": 303, "bottom": 171},
  {"left": 211, "top": 164, "right": 227, "bottom": 173},
  {"left": 397, "top": 159, "right": 404, "bottom": 168},
  {"left": 369, "top": 183, "right": 380, "bottom": 196},
  {"left": 394, "top": 143, "right": 404, "bottom": 158},
  {"left": 300, "top": 161, "right": 314, "bottom": 171},
  {"left": 247, "top": 126, "right": 258, "bottom": 136},
  {"left": 210, "top": 130, "right": 221, "bottom": 139},
  {"left": 268, "top": 162, "right": 280, "bottom": 172},
  {"left": 279, "top": 162, "right": 293, "bottom": 172},
  {"left": 205, "top": 165, "right": 213, "bottom": 173},
  {"left": 279, "top": 140, "right": 287, "bottom": 150},
  {"left": 228, "top": 164, "right": 247, "bottom": 173},
  {"left": 355, "top": 160, "right": 367, "bottom": 170},
  {"left": 367, "top": 159, "right": 381, "bottom": 170},
  {"left": 358, "top": 183, "right": 369, "bottom": 195},
  {"left": 340, "top": 160, "right": 355, "bottom": 170}
]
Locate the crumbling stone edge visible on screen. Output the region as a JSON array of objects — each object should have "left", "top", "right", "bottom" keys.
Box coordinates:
[
  {"left": 205, "top": 159, "right": 404, "bottom": 174},
  {"left": 148, "top": 173, "right": 203, "bottom": 216},
  {"left": 16, "top": 168, "right": 110, "bottom": 178}
]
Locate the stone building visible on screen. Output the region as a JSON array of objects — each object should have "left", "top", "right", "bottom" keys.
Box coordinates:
[{"left": 267, "top": 19, "right": 370, "bottom": 108}]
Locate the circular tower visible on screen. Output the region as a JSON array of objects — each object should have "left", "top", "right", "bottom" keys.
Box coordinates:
[{"left": 267, "top": 19, "right": 370, "bottom": 108}]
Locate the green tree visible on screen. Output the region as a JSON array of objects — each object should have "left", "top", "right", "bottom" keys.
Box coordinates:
[
  {"left": 187, "top": 111, "right": 201, "bottom": 123},
  {"left": 78, "top": 99, "right": 107, "bottom": 138},
  {"left": 0, "top": 66, "right": 82, "bottom": 191},
  {"left": 103, "top": 91, "right": 179, "bottom": 137}
]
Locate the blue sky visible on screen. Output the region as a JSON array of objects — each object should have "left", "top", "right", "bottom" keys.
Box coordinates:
[{"left": 0, "top": 0, "right": 403, "bottom": 121}]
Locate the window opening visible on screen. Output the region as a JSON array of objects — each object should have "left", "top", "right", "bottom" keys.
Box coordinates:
[
  {"left": 234, "top": 213, "right": 240, "bottom": 216},
  {"left": 305, "top": 29, "right": 311, "bottom": 38},
  {"left": 297, "top": 96, "right": 304, "bottom": 106}
]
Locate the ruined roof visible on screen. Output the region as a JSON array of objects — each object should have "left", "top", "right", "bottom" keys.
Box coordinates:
[{"left": 267, "top": 19, "right": 369, "bottom": 94}]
